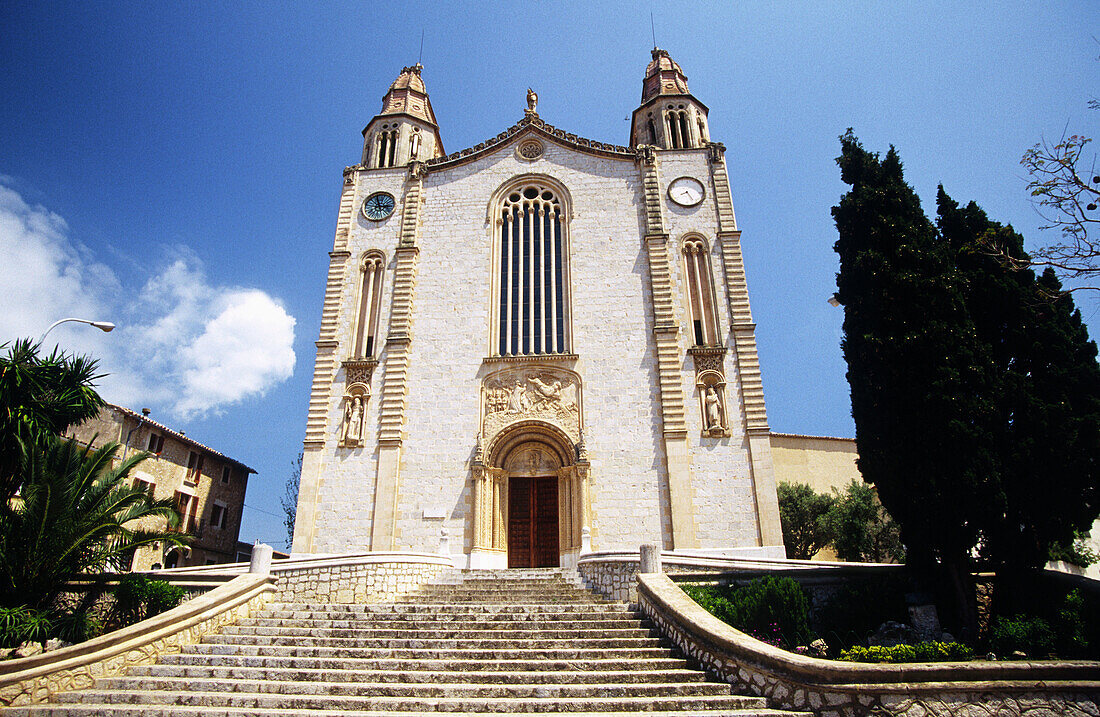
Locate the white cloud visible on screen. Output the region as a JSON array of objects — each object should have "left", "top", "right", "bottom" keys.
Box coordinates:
[{"left": 0, "top": 180, "right": 297, "bottom": 420}]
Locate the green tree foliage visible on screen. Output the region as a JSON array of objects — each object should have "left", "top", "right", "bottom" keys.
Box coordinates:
[
  {"left": 281, "top": 452, "right": 302, "bottom": 550},
  {"left": 0, "top": 438, "right": 185, "bottom": 609},
  {"left": 777, "top": 482, "right": 835, "bottom": 560},
  {"left": 832, "top": 131, "right": 996, "bottom": 636},
  {"left": 834, "top": 131, "right": 1100, "bottom": 638},
  {"left": 0, "top": 339, "right": 104, "bottom": 501},
  {"left": 826, "top": 481, "right": 904, "bottom": 564},
  {"left": 936, "top": 190, "right": 1100, "bottom": 574}
]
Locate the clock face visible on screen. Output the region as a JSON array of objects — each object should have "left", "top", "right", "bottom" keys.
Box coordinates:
[
  {"left": 362, "top": 192, "right": 396, "bottom": 221},
  {"left": 668, "top": 177, "right": 705, "bottom": 207}
]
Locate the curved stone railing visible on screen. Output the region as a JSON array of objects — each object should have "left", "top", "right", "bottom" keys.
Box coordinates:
[
  {"left": 637, "top": 572, "right": 1100, "bottom": 717},
  {"left": 0, "top": 572, "right": 276, "bottom": 707},
  {"left": 578, "top": 550, "right": 891, "bottom": 602}
]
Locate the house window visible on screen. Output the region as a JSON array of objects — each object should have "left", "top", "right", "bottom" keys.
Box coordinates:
[
  {"left": 133, "top": 477, "right": 155, "bottom": 497},
  {"left": 221, "top": 465, "right": 231, "bottom": 484},
  {"left": 353, "top": 252, "right": 385, "bottom": 357},
  {"left": 495, "top": 182, "right": 569, "bottom": 356},
  {"left": 146, "top": 433, "right": 164, "bottom": 454},
  {"left": 173, "top": 491, "right": 198, "bottom": 533},
  {"left": 185, "top": 451, "right": 203, "bottom": 483},
  {"left": 682, "top": 236, "right": 720, "bottom": 346},
  {"left": 210, "top": 501, "right": 228, "bottom": 530}
]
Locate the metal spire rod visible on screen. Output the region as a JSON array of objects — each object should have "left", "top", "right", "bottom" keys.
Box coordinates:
[
  {"left": 650, "top": 13, "right": 656, "bottom": 48},
  {"left": 418, "top": 29, "right": 424, "bottom": 65}
]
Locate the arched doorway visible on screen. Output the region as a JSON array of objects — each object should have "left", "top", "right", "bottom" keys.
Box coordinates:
[
  {"left": 470, "top": 420, "right": 590, "bottom": 570},
  {"left": 503, "top": 442, "right": 561, "bottom": 568}
]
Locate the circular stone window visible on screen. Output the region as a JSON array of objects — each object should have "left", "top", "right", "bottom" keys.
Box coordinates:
[{"left": 516, "top": 138, "right": 544, "bottom": 161}]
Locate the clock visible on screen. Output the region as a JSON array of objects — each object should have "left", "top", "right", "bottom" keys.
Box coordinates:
[
  {"left": 668, "top": 177, "right": 705, "bottom": 207},
  {"left": 362, "top": 192, "right": 396, "bottom": 221}
]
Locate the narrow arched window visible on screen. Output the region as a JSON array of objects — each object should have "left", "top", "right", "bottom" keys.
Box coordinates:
[
  {"left": 682, "top": 237, "right": 719, "bottom": 347},
  {"left": 646, "top": 115, "right": 658, "bottom": 145},
  {"left": 666, "top": 110, "right": 681, "bottom": 149},
  {"left": 354, "top": 252, "right": 385, "bottom": 357},
  {"left": 496, "top": 183, "right": 568, "bottom": 356},
  {"left": 375, "top": 127, "right": 399, "bottom": 168}
]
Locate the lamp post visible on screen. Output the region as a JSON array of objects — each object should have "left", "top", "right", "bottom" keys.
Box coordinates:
[{"left": 39, "top": 318, "right": 115, "bottom": 345}]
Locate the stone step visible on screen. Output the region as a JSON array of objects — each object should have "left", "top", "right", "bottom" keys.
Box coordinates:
[
  {"left": 55, "top": 689, "right": 770, "bottom": 713},
  {"left": 253, "top": 610, "right": 638, "bottom": 624},
  {"left": 269, "top": 603, "right": 630, "bottom": 614},
  {"left": 201, "top": 634, "right": 665, "bottom": 649},
  {"left": 159, "top": 653, "right": 692, "bottom": 673},
  {"left": 11, "top": 708, "right": 807, "bottom": 717},
  {"left": 245, "top": 615, "right": 646, "bottom": 629},
  {"left": 130, "top": 663, "right": 711, "bottom": 684},
  {"left": 221, "top": 625, "right": 652, "bottom": 640},
  {"left": 183, "top": 643, "right": 676, "bottom": 661},
  {"left": 94, "top": 676, "right": 736, "bottom": 699}
]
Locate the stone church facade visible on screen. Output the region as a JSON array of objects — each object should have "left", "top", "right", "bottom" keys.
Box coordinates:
[{"left": 292, "top": 50, "right": 785, "bottom": 568}]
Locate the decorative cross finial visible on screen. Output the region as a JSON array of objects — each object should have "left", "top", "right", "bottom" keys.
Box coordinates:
[{"left": 526, "top": 87, "right": 538, "bottom": 115}]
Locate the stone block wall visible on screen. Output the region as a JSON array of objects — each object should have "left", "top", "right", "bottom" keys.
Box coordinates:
[{"left": 275, "top": 560, "right": 453, "bottom": 603}]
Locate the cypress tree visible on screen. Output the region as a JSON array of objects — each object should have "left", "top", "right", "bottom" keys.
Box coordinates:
[
  {"left": 937, "top": 191, "right": 1100, "bottom": 585},
  {"left": 832, "top": 132, "right": 997, "bottom": 637}
]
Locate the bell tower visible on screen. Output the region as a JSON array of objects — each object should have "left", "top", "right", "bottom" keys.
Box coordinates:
[
  {"left": 629, "top": 48, "right": 710, "bottom": 150},
  {"left": 361, "top": 64, "right": 445, "bottom": 168}
]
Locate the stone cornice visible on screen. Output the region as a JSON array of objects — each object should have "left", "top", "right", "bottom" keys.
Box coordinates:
[{"left": 425, "top": 115, "right": 635, "bottom": 170}]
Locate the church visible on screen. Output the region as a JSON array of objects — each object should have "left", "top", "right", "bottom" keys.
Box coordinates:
[{"left": 291, "top": 50, "right": 787, "bottom": 569}]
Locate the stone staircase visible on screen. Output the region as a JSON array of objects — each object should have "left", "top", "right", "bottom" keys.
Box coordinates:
[{"left": 10, "top": 568, "right": 809, "bottom": 715}]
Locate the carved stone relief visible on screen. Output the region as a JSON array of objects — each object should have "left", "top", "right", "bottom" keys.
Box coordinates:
[{"left": 481, "top": 366, "right": 582, "bottom": 446}]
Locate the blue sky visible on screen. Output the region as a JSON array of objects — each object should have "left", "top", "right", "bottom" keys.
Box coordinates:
[{"left": 2, "top": 1, "right": 1098, "bottom": 549}]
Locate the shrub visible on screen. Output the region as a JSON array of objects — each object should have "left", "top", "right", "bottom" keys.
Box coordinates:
[
  {"left": 839, "top": 641, "right": 973, "bottom": 663},
  {"left": 52, "top": 610, "right": 103, "bottom": 644},
  {"left": 1054, "top": 589, "right": 1090, "bottom": 658},
  {"left": 0, "top": 606, "right": 52, "bottom": 648},
  {"left": 682, "top": 576, "right": 813, "bottom": 649},
  {"left": 988, "top": 614, "right": 1056, "bottom": 657},
  {"left": 112, "top": 574, "right": 185, "bottom": 627},
  {"left": 813, "top": 576, "right": 907, "bottom": 653}
]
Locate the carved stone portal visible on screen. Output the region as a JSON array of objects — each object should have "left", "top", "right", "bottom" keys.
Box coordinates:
[{"left": 480, "top": 366, "right": 582, "bottom": 448}]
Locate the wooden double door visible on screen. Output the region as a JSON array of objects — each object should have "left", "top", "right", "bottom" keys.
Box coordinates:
[{"left": 507, "top": 476, "right": 559, "bottom": 568}]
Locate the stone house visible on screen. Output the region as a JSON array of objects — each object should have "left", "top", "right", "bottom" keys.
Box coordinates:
[{"left": 66, "top": 404, "right": 255, "bottom": 569}]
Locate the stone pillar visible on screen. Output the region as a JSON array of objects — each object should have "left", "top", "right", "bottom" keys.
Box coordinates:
[
  {"left": 249, "top": 542, "right": 273, "bottom": 576},
  {"left": 640, "top": 544, "right": 662, "bottom": 573}
]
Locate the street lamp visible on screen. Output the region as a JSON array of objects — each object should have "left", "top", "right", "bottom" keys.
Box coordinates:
[{"left": 39, "top": 318, "right": 116, "bottom": 345}]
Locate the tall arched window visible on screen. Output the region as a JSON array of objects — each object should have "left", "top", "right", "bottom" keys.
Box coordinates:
[
  {"left": 682, "top": 236, "right": 719, "bottom": 347},
  {"left": 353, "top": 252, "right": 385, "bottom": 357},
  {"left": 495, "top": 182, "right": 569, "bottom": 356}
]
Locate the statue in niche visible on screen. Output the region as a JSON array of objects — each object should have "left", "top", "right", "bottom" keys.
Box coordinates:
[
  {"left": 341, "top": 395, "right": 364, "bottom": 446},
  {"left": 704, "top": 386, "right": 723, "bottom": 432}
]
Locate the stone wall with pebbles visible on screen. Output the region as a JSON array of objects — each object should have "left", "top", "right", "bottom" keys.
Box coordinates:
[
  {"left": 0, "top": 574, "right": 274, "bottom": 707},
  {"left": 274, "top": 557, "right": 454, "bottom": 603},
  {"left": 637, "top": 573, "right": 1100, "bottom": 717},
  {"left": 579, "top": 553, "right": 735, "bottom": 602}
]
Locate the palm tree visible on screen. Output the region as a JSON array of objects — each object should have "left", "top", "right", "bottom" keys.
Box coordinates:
[
  {"left": 0, "top": 437, "right": 186, "bottom": 609},
  {"left": 0, "top": 339, "right": 105, "bottom": 502}
]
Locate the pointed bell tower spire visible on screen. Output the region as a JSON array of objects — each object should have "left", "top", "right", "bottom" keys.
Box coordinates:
[
  {"left": 630, "top": 48, "right": 710, "bottom": 150},
  {"left": 361, "top": 64, "right": 445, "bottom": 168}
]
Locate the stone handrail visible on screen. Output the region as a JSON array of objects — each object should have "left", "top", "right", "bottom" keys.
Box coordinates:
[
  {"left": 0, "top": 572, "right": 276, "bottom": 706},
  {"left": 147, "top": 551, "right": 457, "bottom": 575},
  {"left": 637, "top": 572, "right": 1100, "bottom": 717}
]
